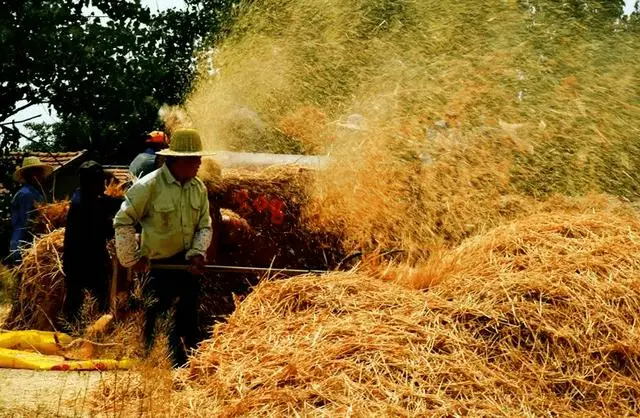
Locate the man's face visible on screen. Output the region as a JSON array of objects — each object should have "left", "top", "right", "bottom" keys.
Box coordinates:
[
  {"left": 27, "top": 168, "right": 45, "bottom": 184},
  {"left": 170, "top": 157, "right": 202, "bottom": 182}
]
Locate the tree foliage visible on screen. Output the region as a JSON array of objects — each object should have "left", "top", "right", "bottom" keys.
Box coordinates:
[{"left": 0, "top": 0, "right": 237, "bottom": 163}]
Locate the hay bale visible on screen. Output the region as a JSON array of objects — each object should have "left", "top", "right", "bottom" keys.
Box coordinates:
[
  {"left": 4, "top": 229, "right": 66, "bottom": 331},
  {"left": 178, "top": 206, "right": 640, "bottom": 416}
]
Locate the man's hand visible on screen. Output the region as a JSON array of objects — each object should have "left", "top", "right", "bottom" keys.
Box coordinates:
[
  {"left": 188, "top": 255, "right": 206, "bottom": 275},
  {"left": 132, "top": 256, "right": 150, "bottom": 273}
]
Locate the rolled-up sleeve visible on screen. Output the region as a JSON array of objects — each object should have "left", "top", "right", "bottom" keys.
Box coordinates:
[
  {"left": 186, "top": 190, "right": 212, "bottom": 260},
  {"left": 114, "top": 183, "right": 151, "bottom": 267}
]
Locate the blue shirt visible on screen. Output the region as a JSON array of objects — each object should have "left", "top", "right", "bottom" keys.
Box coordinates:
[
  {"left": 129, "top": 148, "right": 157, "bottom": 178},
  {"left": 10, "top": 184, "right": 44, "bottom": 263}
]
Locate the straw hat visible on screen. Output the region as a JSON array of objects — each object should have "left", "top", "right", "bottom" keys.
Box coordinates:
[
  {"left": 14, "top": 156, "right": 53, "bottom": 183},
  {"left": 77, "top": 160, "right": 105, "bottom": 180},
  {"left": 156, "top": 129, "right": 215, "bottom": 157}
]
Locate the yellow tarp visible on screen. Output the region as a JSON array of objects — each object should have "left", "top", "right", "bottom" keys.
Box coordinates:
[
  {"left": 0, "top": 347, "right": 134, "bottom": 371},
  {"left": 0, "top": 331, "right": 134, "bottom": 371},
  {"left": 0, "top": 330, "right": 74, "bottom": 355}
]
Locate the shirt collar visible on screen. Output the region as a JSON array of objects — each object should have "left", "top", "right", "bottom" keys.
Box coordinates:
[{"left": 144, "top": 148, "right": 156, "bottom": 155}]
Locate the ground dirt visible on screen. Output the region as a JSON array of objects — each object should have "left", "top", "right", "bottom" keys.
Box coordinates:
[
  {"left": 0, "top": 304, "right": 129, "bottom": 417},
  {"left": 0, "top": 368, "right": 133, "bottom": 417}
]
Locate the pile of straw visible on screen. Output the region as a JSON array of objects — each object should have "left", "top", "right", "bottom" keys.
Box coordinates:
[
  {"left": 4, "top": 229, "right": 66, "bottom": 331},
  {"left": 210, "top": 166, "right": 312, "bottom": 223},
  {"left": 172, "top": 204, "right": 640, "bottom": 416},
  {"left": 33, "top": 200, "right": 70, "bottom": 234},
  {"left": 202, "top": 165, "right": 346, "bottom": 269}
]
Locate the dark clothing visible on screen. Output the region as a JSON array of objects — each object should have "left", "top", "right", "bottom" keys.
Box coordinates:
[
  {"left": 9, "top": 184, "right": 44, "bottom": 264},
  {"left": 129, "top": 148, "right": 157, "bottom": 179},
  {"left": 62, "top": 190, "right": 123, "bottom": 323},
  {"left": 144, "top": 252, "right": 201, "bottom": 368}
]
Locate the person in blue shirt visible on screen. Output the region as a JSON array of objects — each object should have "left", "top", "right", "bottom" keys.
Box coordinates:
[
  {"left": 129, "top": 131, "right": 169, "bottom": 179},
  {"left": 62, "top": 161, "right": 123, "bottom": 326},
  {"left": 9, "top": 157, "right": 53, "bottom": 265}
]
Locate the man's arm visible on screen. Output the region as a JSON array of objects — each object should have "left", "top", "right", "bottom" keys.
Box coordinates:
[
  {"left": 113, "top": 183, "right": 151, "bottom": 268},
  {"left": 186, "top": 192, "right": 213, "bottom": 261}
]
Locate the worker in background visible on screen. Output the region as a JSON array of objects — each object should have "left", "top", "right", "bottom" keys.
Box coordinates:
[
  {"left": 62, "top": 161, "right": 123, "bottom": 327},
  {"left": 129, "top": 130, "right": 169, "bottom": 178},
  {"left": 9, "top": 157, "right": 53, "bottom": 265},
  {"left": 114, "top": 129, "right": 213, "bottom": 368}
]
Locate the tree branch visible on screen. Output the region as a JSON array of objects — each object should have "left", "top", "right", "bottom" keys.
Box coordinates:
[
  {"left": 0, "top": 114, "right": 41, "bottom": 126},
  {"left": 0, "top": 101, "right": 37, "bottom": 125},
  {"left": 1, "top": 125, "right": 65, "bottom": 168}
]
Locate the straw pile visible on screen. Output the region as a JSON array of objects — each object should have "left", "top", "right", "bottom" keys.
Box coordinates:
[
  {"left": 164, "top": 203, "right": 640, "bottom": 416},
  {"left": 205, "top": 165, "right": 312, "bottom": 222},
  {"left": 33, "top": 200, "right": 70, "bottom": 234},
  {"left": 202, "top": 164, "right": 346, "bottom": 269},
  {"left": 4, "top": 229, "right": 66, "bottom": 331}
]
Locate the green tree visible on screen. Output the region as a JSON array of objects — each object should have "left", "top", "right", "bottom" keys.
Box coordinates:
[{"left": 1, "top": 0, "right": 237, "bottom": 163}]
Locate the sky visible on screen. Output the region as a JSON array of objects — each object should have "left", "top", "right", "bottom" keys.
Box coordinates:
[
  {"left": 7, "top": 0, "right": 638, "bottom": 141},
  {"left": 142, "top": 0, "right": 186, "bottom": 10}
]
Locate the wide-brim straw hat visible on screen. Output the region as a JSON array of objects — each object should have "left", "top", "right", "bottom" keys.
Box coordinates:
[
  {"left": 156, "top": 128, "right": 216, "bottom": 157},
  {"left": 14, "top": 156, "right": 54, "bottom": 183}
]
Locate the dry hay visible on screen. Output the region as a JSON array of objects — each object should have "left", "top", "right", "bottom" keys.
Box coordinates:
[
  {"left": 33, "top": 200, "right": 70, "bottom": 234},
  {"left": 120, "top": 203, "right": 636, "bottom": 417},
  {"left": 186, "top": 0, "right": 640, "bottom": 260},
  {"left": 201, "top": 164, "right": 346, "bottom": 270},
  {"left": 105, "top": 178, "right": 128, "bottom": 198},
  {"left": 4, "top": 229, "right": 66, "bottom": 331}
]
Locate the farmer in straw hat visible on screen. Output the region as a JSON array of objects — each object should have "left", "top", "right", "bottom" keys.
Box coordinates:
[
  {"left": 129, "top": 130, "right": 169, "bottom": 179},
  {"left": 9, "top": 156, "right": 53, "bottom": 264},
  {"left": 114, "top": 128, "right": 214, "bottom": 367}
]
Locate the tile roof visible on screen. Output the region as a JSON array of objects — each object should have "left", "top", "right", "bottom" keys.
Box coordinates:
[
  {"left": 104, "top": 166, "right": 134, "bottom": 184},
  {"left": 6, "top": 150, "right": 88, "bottom": 172}
]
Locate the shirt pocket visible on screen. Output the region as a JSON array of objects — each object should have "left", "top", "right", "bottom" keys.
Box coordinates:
[
  {"left": 190, "top": 193, "right": 202, "bottom": 225},
  {"left": 153, "top": 199, "right": 177, "bottom": 231}
]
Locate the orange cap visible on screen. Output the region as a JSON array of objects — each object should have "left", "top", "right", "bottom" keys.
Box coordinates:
[{"left": 146, "top": 131, "right": 168, "bottom": 144}]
